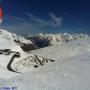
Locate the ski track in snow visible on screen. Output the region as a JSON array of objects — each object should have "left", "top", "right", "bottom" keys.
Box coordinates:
[{"left": 4, "top": 53, "right": 90, "bottom": 90}]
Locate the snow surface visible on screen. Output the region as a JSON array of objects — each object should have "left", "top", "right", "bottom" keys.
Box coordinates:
[
  {"left": 7, "top": 53, "right": 90, "bottom": 90},
  {"left": 0, "top": 30, "right": 23, "bottom": 52},
  {"left": 0, "top": 29, "right": 90, "bottom": 90},
  {"left": 0, "top": 29, "right": 33, "bottom": 45},
  {"left": 0, "top": 29, "right": 33, "bottom": 78},
  {"left": 0, "top": 29, "right": 54, "bottom": 78},
  {"left": 0, "top": 37, "right": 90, "bottom": 90}
]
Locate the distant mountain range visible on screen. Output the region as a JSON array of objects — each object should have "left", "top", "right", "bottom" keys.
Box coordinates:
[
  {"left": 0, "top": 29, "right": 89, "bottom": 51},
  {"left": 28, "top": 33, "right": 88, "bottom": 48}
]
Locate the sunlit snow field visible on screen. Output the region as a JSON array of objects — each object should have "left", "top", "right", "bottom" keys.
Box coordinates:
[{"left": 0, "top": 29, "right": 90, "bottom": 90}]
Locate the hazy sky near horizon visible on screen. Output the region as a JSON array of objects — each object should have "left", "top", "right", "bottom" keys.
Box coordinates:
[{"left": 1, "top": 0, "right": 90, "bottom": 35}]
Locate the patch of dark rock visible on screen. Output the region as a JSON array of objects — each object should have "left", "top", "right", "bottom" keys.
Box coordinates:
[
  {"left": 28, "top": 37, "right": 50, "bottom": 48},
  {"left": 21, "top": 44, "right": 37, "bottom": 52}
]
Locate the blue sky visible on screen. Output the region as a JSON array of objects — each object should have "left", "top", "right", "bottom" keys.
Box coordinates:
[{"left": 1, "top": 0, "right": 90, "bottom": 35}]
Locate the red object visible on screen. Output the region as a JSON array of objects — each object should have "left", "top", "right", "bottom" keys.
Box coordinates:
[{"left": 0, "top": 7, "right": 3, "bottom": 18}]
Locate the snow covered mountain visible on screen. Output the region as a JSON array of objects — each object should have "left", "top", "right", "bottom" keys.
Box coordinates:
[
  {"left": 0, "top": 29, "right": 32, "bottom": 44},
  {"left": 29, "top": 33, "right": 88, "bottom": 47},
  {"left": 0, "top": 29, "right": 55, "bottom": 77},
  {"left": 0, "top": 29, "right": 90, "bottom": 90},
  {"left": 0, "top": 29, "right": 36, "bottom": 51},
  {"left": 0, "top": 37, "right": 89, "bottom": 90},
  {"left": 0, "top": 29, "right": 22, "bottom": 52}
]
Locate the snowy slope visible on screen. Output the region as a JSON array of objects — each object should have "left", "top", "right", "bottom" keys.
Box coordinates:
[
  {"left": 0, "top": 29, "right": 54, "bottom": 78},
  {"left": 7, "top": 53, "right": 90, "bottom": 90},
  {"left": 0, "top": 29, "right": 36, "bottom": 52},
  {"left": 0, "top": 30, "right": 23, "bottom": 52},
  {"left": 0, "top": 29, "right": 23, "bottom": 78},
  {"left": 0, "top": 29, "right": 33, "bottom": 45},
  {"left": 0, "top": 29, "right": 90, "bottom": 90},
  {"left": 0, "top": 37, "right": 89, "bottom": 90}
]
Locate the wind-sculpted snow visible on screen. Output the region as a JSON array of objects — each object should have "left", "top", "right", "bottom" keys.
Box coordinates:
[
  {"left": 0, "top": 49, "right": 55, "bottom": 78},
  {"left": 8, "top": 53, "right": 90, "bottom": 90},
  {"left": 11, "top": 54, "right": 55, "bottom": 73}
]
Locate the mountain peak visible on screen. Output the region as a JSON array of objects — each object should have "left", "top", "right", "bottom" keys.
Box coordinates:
[{"left": 0, "top": 29, "right": 36, "bottom": 52}]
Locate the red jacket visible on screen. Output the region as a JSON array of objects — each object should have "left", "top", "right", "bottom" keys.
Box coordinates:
[{"left": 0, "top": 7, "right": 3, "bottom": 18}]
